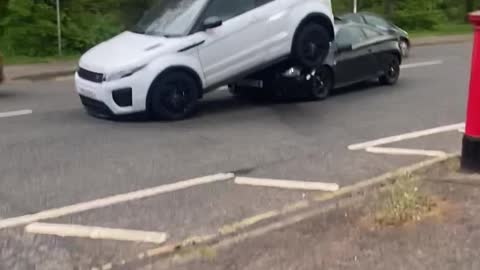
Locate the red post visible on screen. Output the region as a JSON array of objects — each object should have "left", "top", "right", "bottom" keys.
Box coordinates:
[{"left": 462, "top": 11, "right": 480, "bottom": 171}]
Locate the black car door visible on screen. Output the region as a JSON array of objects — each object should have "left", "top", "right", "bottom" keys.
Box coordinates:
[
  {"left": 360, "top": 26, "right": 389, "bottom": 75},
  {"left": 334, "top": 25, "right": 377, "bottom": 87}
]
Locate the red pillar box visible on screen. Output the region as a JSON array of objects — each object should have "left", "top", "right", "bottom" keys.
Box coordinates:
[{"left": 462, "top": 11, "right": 480, "bottom": 171}]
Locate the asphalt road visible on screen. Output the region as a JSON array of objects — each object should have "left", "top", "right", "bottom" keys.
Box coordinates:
[{"left": 0, "top": 42, "right": 471, "bottom": 269}]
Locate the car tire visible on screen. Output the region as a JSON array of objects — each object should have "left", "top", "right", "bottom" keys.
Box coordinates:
[
  {"left": 399, "top": 39, "right": 410, "bottom": 58},
  {"left": 149, "top": 71, "right": 200, "bottom": 120},
  {"left": 379, "top": 56, "right": 400, "bottom": 85},
  {"left": 292, "top": 23, "right": 331, "bottom": 68},
  {"left": 309, "top": 66, "right": 333, "bottom": 100}
]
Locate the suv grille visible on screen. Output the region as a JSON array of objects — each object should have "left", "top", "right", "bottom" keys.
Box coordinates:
[{"left": 78, "top": 67, "right": 104, "bottom": 83}]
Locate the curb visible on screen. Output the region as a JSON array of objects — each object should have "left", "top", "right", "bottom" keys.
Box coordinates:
[
  {"left": 8, "top": 69, "right": 76, "bottom": 82},
  {"left": 411, "top": 34, "right": 472, "bottom": 47},
  {"left": 98, "top": 153, "right": 459, "bottom": 270}
]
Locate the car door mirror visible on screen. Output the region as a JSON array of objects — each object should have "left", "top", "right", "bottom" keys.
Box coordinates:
[
  {"left": 202, "top": 16, "right": 223, "bottom": 30},
  {"left": 336, "top": 44, "right": 353, "bottom": 53}
]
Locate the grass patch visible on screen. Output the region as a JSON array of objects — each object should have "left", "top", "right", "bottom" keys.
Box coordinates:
[
  {"left": 175, "top": 245, "right": 218, "bottom": 261},
  {"left": 410, "top": 23, "right": 473, "bottom": 38},
  {"left": 3, "top": 54, "right": 79, "bottom": 65},
  {"left": 375, "top": 174, "right": 435, "bottom": 226}
]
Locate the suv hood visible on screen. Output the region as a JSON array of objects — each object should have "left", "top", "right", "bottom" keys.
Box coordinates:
[{"left": 79, "top": 31, "right": 182, "bottom": 74}]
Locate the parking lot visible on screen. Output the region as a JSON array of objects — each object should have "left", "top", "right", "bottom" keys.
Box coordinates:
[{"left": 0, "top": 42, "right": 471, "bottom": 269}]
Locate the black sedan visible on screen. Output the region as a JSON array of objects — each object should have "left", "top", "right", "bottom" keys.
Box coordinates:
[
  {"left": 339, "top": 12, "right": 410, "bottom": 58},
  {"left": 231, "top": 21, "right": 402, "bottom": 101}
]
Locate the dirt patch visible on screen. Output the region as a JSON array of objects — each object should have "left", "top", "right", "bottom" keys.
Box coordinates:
[{"left": 161, "top": 175, "right": 480, "bottom": 270}]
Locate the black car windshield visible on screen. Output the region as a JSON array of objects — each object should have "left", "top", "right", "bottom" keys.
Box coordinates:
[{"left": 132, "top": 0, "right": 208, "bottom": 37}]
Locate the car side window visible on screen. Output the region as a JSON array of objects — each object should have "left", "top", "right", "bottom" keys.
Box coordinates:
[
  {"left": 342, "top": 14, "right": 365, "bottom": 24},
  {"left": 336, "top": 26, "right": 367, "bottom": 47},
  {"left": 362, "top": 27, "right": 383, "bottom": 38},
  {"left": 364, "top": 15, "right": 391, "bottom": 28},
  {"left": 202, "top": 0, "right": 256, "bottom": 21}
]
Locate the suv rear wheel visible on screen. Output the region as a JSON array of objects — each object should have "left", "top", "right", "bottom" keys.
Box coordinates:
[{"left": 292, "top": 23, "right": 331, "bottom": 68}]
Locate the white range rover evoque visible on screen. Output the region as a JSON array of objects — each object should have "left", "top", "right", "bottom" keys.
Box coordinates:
[{"left": 75, "top": 0, "right": 334, "bottom": 120}]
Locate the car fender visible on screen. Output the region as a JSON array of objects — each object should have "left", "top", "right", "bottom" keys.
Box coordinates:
[{"left": 139, "top": 52, "right": 205, "bottom": 107}]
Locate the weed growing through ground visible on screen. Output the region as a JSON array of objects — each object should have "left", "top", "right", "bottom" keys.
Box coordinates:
[{"left": 376, "top": 174, "right": 435, "bottom": 226}]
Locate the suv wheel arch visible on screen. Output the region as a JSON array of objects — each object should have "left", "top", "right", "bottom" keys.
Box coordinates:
[{"left": 295, "top": 13, "right": 335, "bottom": 42}]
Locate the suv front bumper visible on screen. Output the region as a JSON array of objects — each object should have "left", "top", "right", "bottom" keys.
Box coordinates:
[{"left": 75, "top": 73, "right": 146, "bottom": 116}]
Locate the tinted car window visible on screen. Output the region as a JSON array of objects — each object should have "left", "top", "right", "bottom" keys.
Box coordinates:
[
  {"left": 364, "top": 14, "right": 391, "bottom": 28},
  {"left": 341, "top": 14, "right": 364, "bottom": 24},
  {"left": 336, "top": 26, "right": 367, "bottom": 47},
  {"left": 203, "top": 0, "right": 255, "bottom": 21},
  {"left": 362, "top": 27, "right": 383, "bottom": 38}
]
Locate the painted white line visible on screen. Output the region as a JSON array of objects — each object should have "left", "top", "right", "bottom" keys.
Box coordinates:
[
  {"left": 401, "top": 60, "right": 444, "bottom": 69},
  {"left": 235, "top": 177, "right": 340, "bottom": 192},
  {"left": 366, "top": 147, "right": 447, "bottom": 157},
  {"left": 459, "top": 127, "right": 466, "bottom": 134},
  {"left": 25, "top": 223, "right": 167, "bottom": 244},
  {"left": 0, "top": 109, "right": 32, "bottom": 118},
  {"left": 0, "top": 173, "right": 234, "bottom": 230},
  {"left": 348, "top": 123, "right": 465, "bottom": 151}
]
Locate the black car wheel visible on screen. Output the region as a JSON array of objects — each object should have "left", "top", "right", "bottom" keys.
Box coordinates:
[
  {"left": 379, "top": 56, "right": 400, "bottom": 85},
  {"left": 149, "top": 71, "right": 200, "bottom": 120},
  {"left": 292, "top": 23, "right": 331, "bottom": 68},
  {"left": 309, "top": 67, "right": 333, "bottom": 100}
]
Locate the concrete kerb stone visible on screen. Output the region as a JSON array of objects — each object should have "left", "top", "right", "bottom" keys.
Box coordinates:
[
  {"left": 412, "top": 34, "right": 472, "bottom": 47},
  {"left": 8, "top": 69, "right": 76, "bottom": 82},
  {"left": 95, "top": 153, "right": 460, "bottom": 270}
]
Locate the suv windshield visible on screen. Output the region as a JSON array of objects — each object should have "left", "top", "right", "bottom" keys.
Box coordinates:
[{"left": 132, "top": 0, "right": 208, "bottom": 37}]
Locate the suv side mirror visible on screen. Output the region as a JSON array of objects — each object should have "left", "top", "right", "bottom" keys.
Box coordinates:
[
  {"left": 336, "top": 44, "right": 353, "bottom": 53},
  {"left": 203, "top": 17, "right": 223, "bottom": 30}
]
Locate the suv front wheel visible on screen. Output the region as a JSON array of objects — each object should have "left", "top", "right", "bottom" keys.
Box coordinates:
[{"left": 149, "top": 71, "right": 200, "bottom": 120}]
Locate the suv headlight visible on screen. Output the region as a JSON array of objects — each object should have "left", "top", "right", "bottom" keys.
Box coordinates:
[{"left": 105, "top": 64, "right": 146, "bottom": 81}]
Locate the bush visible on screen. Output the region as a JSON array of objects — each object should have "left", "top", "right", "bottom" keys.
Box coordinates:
[
  {"left": 0, "top": 0, "right": 58, "bottom": 56},
  {"left": 392, "top": 11, "right": 444, "bottom": 30}
]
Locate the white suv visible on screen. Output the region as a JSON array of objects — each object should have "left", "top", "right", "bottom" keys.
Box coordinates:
[{"left": 75, "top": 0, "right": 334, "bottom": 120}]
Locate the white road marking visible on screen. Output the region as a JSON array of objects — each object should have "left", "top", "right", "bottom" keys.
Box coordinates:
[
  {"left": 0, "top": 109, "right": 32, "bottom": 118},
  {"left": 401, "top": 60, "right": 444, "bottom": 69},
  {"left": 0, "top": 173, "right": 234, "bottom": 229},
  {"left": 459, "top": 127, "right": 466, "bottom": 134},
  {"left": 348, "top": 123, "right": 465, "bottom": 151},
  {"left": 25, "top": 223, "right": 168, "bottom": 244},
  {"left": 235, "top": 177, "right": 339, "bottom": 192},
  {"left": 366, "top": 147, "right": 447, "bottom": 157}
]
